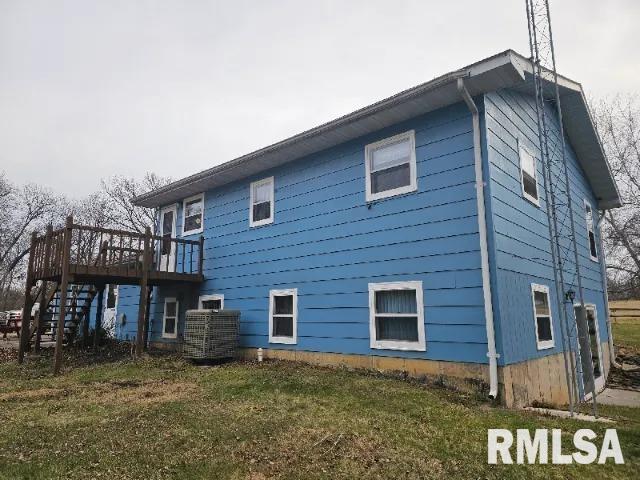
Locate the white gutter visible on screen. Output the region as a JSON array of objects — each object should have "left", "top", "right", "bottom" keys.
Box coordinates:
[
  {"left": 457, "top": 78, "right": 499, "bottom": 399},
  {"left": 597, "top": 211, "right": 621, "bottom": 368}
]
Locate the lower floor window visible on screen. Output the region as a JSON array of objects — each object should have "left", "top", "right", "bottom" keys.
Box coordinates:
[
  {"left": 269, "top": 289, "right": 297, "bottom": 344},
  {"left": 531, "top": 284, "right": 554, "bottom": 349},
  {"left": 199, "top": 294, "right": 224, "bottom": 310},
  {"left": 162, "top": 297, "right": 179, "bottom": 339},
  {"left": 369, "top": 281, "right": 425, "bottom": 351}
]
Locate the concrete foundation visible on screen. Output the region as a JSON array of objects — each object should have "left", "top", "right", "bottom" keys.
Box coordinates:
[
  {"left": 499, "top": 342, "right": 611, "bottom": 408},
  {"left": 150, "top": 341, "right": 610, "bottom": 408}
]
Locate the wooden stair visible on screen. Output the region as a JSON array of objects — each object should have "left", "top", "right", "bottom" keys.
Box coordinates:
[{"left": 32, "top": 283, "right": 99, "bottom": 344}]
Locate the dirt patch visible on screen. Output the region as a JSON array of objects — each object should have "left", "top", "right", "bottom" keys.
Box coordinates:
[
  {"left": 83, "top": 380, "right": 200, "bottom": 406},
  {"left": 609, "top": 346, "right": 640, "bottom": 391},
  {"left": 237, "top": 426, "right": 429, "bottom": 478},
  {"left": 0, "top": 387, "right": 67, "bottom": 402}
]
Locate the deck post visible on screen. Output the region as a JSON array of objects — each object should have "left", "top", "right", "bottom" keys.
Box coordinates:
[
  {"left": 35, "top": 225, "right": 53, "bottom": 353},
  {"left": 135, "top": 227, "right": 151, "bottom": 357},
  {"left": 142, "top": 286, "right": 152, "bottom": 351},
  {"left": 81, "top": 288, "right": 91, "bottom": 347},
  {"left": 94, "top": 285, "right": 104, "bottom": 350},
  {"left": 198, "top": 235, "right": 204, "bottom": 275},
  {"left": 17, "top": 231, "right": 38, "bottom": 364},
  {"left": 53, "top": 215, "right": 73, "bottom": 375},
  {"left": 34, "top": 280, "right": 48, "bottom": 353}
]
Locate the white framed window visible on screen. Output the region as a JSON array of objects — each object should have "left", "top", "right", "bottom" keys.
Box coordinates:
[
  {"left": 584, "top": 200, "right": 598, "bottom": 261},
  {"left": 162, "top": 297, "right": 179, "bottom": 339},
  {"left": 198, "top": 294, "right": 224, "bottom": 310},
  {"left": 182, "top": 193, "right": 204, "bottom": 236},
  {"left": 518, "top": 143, "right": 539, "bottom": 206},
  {"left": 269, "top": 288, "right": 297, "bottom": 344},
  {"left": 368, "top": 281, "right": 425, "bottom": 351},
  {"left": 250, "top": 177, "right": 274, "bottom": 227},
  {"left": 365, "top": 130, "right": 417, "bottom": 202},
  {"left": 531, "top": 284, "right": 554, "bottom": 350}
]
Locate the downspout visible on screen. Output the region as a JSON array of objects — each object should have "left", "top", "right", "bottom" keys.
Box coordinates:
[
  {"left": 597, "top": 211, "right": 621, "bottom": 368},
  {"left": 457, "top": 78, "right": 499, "bottom": 399}
]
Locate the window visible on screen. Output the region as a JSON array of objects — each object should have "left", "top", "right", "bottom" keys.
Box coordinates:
[
  {"left": 162, "top": 297, "right": 179, "bottom": 339},
  {"left": 365, "top": 131, "right": 417, "bottom": 201},
  {"left": 269, "top": 289, "right": 297, "bottom": 344},
  {"left": 182, "top": 193, "right": 204, "bottom": 236},
  {"left": 519, "top": 144, "right": 539, "bottom": 205},
  {"left": 250, "top": 177, "right": 274, "bottom": 227},
  {"left": 199, "top": 294, "right": 224, "bottom": 310},
  {"left": 106, "top": 284, "right": 118, "bottom": 309},
  {"left": 368, "top": 281, "right": 425, "bottom": 351},
  {"left": 584, "top": 201, "right": 598, "bottom": 261},
  {"left": 531, "top": 284, "right": 554, "bottom": 350}
]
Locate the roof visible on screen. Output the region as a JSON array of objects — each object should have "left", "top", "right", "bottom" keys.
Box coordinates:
[{"left": 134, "top": 49, "right": 621, "bottom": 210}]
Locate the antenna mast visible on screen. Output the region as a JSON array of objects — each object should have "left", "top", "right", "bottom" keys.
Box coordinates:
[{"left": 525, "top": 0, "right": 598, "bottom": 416}]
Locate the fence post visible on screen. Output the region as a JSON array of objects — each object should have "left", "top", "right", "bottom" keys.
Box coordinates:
[
  {"left": 17, "top": 231, "right": 38, "bottom": 364},
  {"left": 135, "top": 227, "right": 151, "bottom": 357},
  {"left": 53, "top": 215, "right": 73, "bottom": 375}
]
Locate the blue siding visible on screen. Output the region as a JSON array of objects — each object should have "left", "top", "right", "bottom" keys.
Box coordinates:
[
  {"left": 140, "top": 102, "right": 489, "bottom": 363},
  {"left": 484, "top": 88, "right": 608, "bottom": 367}
]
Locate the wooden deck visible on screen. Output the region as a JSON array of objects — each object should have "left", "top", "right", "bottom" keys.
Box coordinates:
[
  {"left": 18, "top": 216, "right": 204, "bottom": 373},
  {"left": 29, "top": 221, "right": 204, "bottom": 285}
]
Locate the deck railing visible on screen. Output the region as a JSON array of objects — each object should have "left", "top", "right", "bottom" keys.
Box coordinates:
[{"left": 31, "top": 216, "right": 204, "bottom": 280}]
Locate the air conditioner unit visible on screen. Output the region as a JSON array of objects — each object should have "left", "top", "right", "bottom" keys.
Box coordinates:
[{"left": 182, "top": 309, "right": 240, "bottom": 360}]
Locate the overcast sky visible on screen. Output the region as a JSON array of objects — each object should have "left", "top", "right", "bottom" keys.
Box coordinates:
[{"left": 1, "top": 0, "right": 638, "bottom": 197}]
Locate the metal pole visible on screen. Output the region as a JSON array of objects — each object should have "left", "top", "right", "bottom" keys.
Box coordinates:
[
  {"left": 545, "top": 0, "right": 598, "bottom": 416},
  {"left": 525, "top": 0, "right": 577, "bottom": 414}
]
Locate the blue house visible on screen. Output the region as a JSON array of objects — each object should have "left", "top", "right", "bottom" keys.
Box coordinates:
[{"left": 110, "top": 50, "right": 620, "bottom": 407}]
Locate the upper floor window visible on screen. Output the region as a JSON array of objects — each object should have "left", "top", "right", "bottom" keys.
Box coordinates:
[
  {"left": 365, "top": 131, "right": 417, "bottom": 202},
  {"left": 519, "top": 144, "right": 539, "bottom": 206},
  {"left": 584, "top": 200, "right": 598, "bottom": 261},
  {"left": 182, "top": 193, "right": 204, "bottom": 236},
  {"left": 269, "top": 288, "right": 297, "bottom": 344},
  {"left": 250, "top": 177, "right": 274, "bottom": 227},
  {"left": 368, "top": 281, "right": 425, "bottom": 351},
  {"left": 531, "top": 284, "right": 554, "bottom": 350}
]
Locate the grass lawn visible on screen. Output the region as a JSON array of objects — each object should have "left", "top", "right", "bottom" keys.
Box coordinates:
[
  {"left": 613, "top": 320, "right": 640, "bottom": 352},
  {"left": 0, "top": 354, "right": 638, "bottom": 479}
]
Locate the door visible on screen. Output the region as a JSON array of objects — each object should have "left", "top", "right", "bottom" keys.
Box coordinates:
[
  {"left": 574, "top": 304, "right": 604, "bottom": 398},
  {"left": 103, "top": 284, "right": 118, "bottom": 335},
  {"left": 159, "top": 206, "right": 177, "bottom": 272}
]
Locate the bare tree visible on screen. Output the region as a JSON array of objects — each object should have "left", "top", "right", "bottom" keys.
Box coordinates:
[
  {"left": 0, "top": 175, "right": 63, "bottom": 309},
  {"left": 0, "top": 171, "right": 169, "bottom": 310},
  {"left": 100, "top": 173, "right": 171, "bottom": 233},
  {"left": 591, "top": 95, "right": 640, "bottom": 298}
]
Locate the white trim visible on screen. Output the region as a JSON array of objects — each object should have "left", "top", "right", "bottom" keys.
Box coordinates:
[
  {"left": 574, "top": 303, "right": 606, "bottom": 399},
  {"left": 159, "top": 204, "right": 178, "bottom": 272},
  {"left": 365, "top": 130, "right": 417, "bottom": 202},
  {"left": 584, "top": 199, "right": 599, "bottom": 262},
  {"left": 162, "top": 297, "right": 179, "bottom": 339},
  {"left": 198, "top": 294, "right": 224, "bottom": 310},
  {"left": 181, "top": 193, "right": 204, "bottom": 236},
  {"left": 518, "top": 142, "right": 540, "bottom": 207},
  {"left": 368, "top": 281, "right": 425, "bottom": 351},
  {"left": 250, "top": 177, "right": 275, "bottom": 227},
  {"left": 531, "top": 283, "right": 554, "bottom": 350},
  {"left": 268, "top": 288, "right": 297, "bottom": 344}
]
